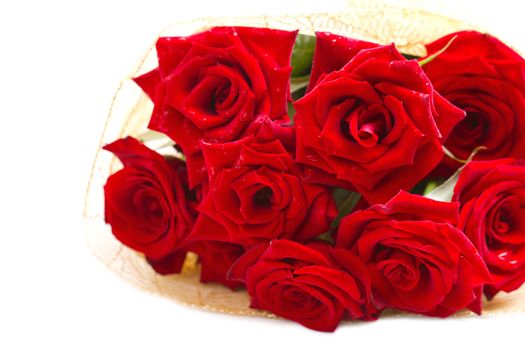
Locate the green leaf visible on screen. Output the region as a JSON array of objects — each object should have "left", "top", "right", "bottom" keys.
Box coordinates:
[
  {"left": 401, "top": 53, "right": 421, "bottom": 60},
  {"left": 331, "top": 190, "right": 361, "bottom": 230},
  {"left": 425, "top": 146, "right": 486, "bottom": 202},
  {"left": 419, "top": 35, "right": 457, "bottom": 67},
  {"left": 287, "top": 101, "right": 296, "bottom": 123},
  {"left": 291, "top": 34, "right": 316, "bottom": 77},
  {"left": 137, "top": 129, "right": 185, "bottom": 161},
  {"left": 410, "top": 178, "right": 446, "bottom": 195},
  {"left": 422, "top": 180, "right": 440, "bottom": 195},
  {"left": 290, "top": 75, "right": 310, "bottom": 94},
  {"left": 292, "top": 86, "right": 307, "bottom": 100},
  {"left": 316, "top": 231, "right": 334, "bottom": 245},
  {"left": 333, "top": 188, "right": 350, "bottom": 208},
  {"left": 315, "top": 190, "right": 361, "bottom": 243},
  {"left": 138, "top": 129, "right": 167, "bottom": 142},
  {"left": 424, "top": 168, "right": 461, "bottom": 202},
  {"left": 288, "top": 34, "right": 315, "bottom": 123},
  {"left": 287, "top": 85, "right": 307, "bottom": 123}
]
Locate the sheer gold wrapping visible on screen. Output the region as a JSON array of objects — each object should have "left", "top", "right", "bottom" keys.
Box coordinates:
[{"left": 83, "top": 6, "right": 525, "bottom": 319}]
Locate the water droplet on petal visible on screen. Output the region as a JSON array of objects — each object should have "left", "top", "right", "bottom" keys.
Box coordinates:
[{"left": 498, "top": 251, "right": 509, "bottom": 260}]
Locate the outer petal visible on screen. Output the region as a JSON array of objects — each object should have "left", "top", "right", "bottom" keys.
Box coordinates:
[{"left": 308, "top": 32, "right": 377, "bottom": 91}]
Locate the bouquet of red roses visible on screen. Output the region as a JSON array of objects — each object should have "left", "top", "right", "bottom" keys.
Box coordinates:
[{"left": 103, "top": 27, "right": 525, "bottom": 331}]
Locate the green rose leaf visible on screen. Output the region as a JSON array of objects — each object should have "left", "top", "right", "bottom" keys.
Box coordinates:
[
  {"left": 331, "top": 189, "right": 362, "bottom": 230},
  {"left": 425, "top": 146, "right": 486, "bottom": 202},
  {"left": 315, "top": 189, "right": 361, "bottom": 244},
  {"left": 291, "top": 34, "right": 316, "bottom": 77},
  {"left": 401, "top": 53, "right": 421, "bottom": 60}
]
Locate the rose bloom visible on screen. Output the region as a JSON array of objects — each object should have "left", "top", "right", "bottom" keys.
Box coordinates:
[
  {"left": 189, "top": 132, "right": 336, "bottom": 247},
  {"left": 294, "top": 32, "right": 465, "bottom": 204},
  {"left": 103, "top": 137, "right": 195, "bottom": 274},
  {"left": 133, "top": 26, "right": 297, "bottom": 188},
  {"left": 423, "top": 31, "right": 525, "bottom": 173},
  {"left": 336, "top": 191, "right": 490, "bottom": 316},
  {"left": 453, "top": 158, "right": 525, "bottom": 300},
  {"left": 228, "top": 240, "right": 376, "bottom": 332}
]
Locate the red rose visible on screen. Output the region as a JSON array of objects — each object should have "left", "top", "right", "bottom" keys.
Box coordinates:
[
  {"left": 423, "top": 31, "right": 525, "bottom": 173},
  {"left": 134, "top": 27, "right": 297, "bottom": 188},
  {"left": 189, "top": 133, "right": 336, "bottom": 247},
  {"left": 453, "top": 158, "right": 525, "bottom": 299},
  {"left": 336, "top": 191, "right": 490, "bottom": 316},
  {"left": 294, "top": 32, "right": 465, "bottom": 204},
  {"left": 189, "top": 240, "right": 244, "bottom": 289},
  {"left": 103, "top": 137, "right": 195, "bottom": 274},
  {"left": 228, "top": 240, "right": 376, "bottom": 332}
]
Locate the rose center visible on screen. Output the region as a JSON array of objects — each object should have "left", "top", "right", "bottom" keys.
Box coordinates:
[
  {"left": 213, "top": 84, "right": 231, "bottom": 110},
  {"left": 342, "top": 103, "right": 391, "bottom": 148},
  {"left": 485, "top": 194, "right": 525, "bottom": 247},
  {"left": 495, "top": 208, "right": 511, "bottom": 234},
  {"left": 386, "top": 265, "right": 413, "bottom": 282},
  {"left": 253, "top": 187, "right": 273, "bottom": 207},
  {"left": 451, "top": 109, "right": 488, "bottom": 146},
  {"left": 133, "top": 189, "right": 164, "bottom": 226},
  {"left": 376, "top": 249, "right": 420, "bottom": 291},
  {"left": 144, "top": 197, "right": 161, "bottom": 213},
  {"left": 284, "top": 287, "right": 317, "bottom": 310}
]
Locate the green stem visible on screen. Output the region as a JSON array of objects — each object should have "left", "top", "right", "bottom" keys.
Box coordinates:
[
  {"left": 419, "top": 35, "right": 457, "bottom": 67},
  {"left": 444, "top": 145, "right": 487, "bottom": 164}
]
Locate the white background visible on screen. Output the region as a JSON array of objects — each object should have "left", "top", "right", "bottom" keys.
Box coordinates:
[{"left": 1, "top": 0, "right": 524, "bottom": 349}]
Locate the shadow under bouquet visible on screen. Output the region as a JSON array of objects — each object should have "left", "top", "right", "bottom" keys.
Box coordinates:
[{"left": 102, "top": 26, "right": 525, "bottom": 332}]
